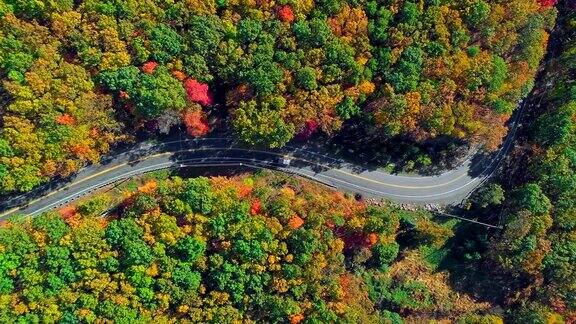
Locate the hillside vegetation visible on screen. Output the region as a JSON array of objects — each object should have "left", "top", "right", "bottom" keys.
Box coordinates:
[
  {"left": 0, "top": 172, "right": 492, "bottom": 322},
  {"left": 456, "top": 2, "right": 575, "bottom": 321},
  {"left": 0, "top": 0, "right": 556, "bottom": 193}
]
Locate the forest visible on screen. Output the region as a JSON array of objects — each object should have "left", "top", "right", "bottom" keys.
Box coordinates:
[
  {"left": 0, "top": 171, "right": 492, "bottom": 322},
  {"left": 0, "top": 0, "right": 575, "bottom": 322},
  {"left": 454, "top": 1, "right": 575, "bottom": 321},
  {"left": 0, "top": 0, "right": 556, "bottom": 194}
]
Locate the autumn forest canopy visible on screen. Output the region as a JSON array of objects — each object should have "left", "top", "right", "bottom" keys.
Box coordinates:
[
  {"left": 0, "top": 0, "right": 557, "bottom": 194},
  {"left": 0, "top": 172, "right": 509, "bottom": 322},
  {"left": 0, "top": 0, "right": 576, "bottom": 322}
]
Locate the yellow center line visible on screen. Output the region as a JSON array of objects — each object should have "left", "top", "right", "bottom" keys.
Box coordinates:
[
  {"left": 0, "top": 163, "right": 130, "bottom": 218},
  {"left": 0, "top": 146, "right": 470, "bottom": 217}
]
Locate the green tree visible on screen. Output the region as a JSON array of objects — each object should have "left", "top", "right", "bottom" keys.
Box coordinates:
[
  {"left": 295, "top": 66, "right": 317, "bottom": 90},
  {"left": 148, "top": 24, "right": 183, "bottom": 63},
  {"left": 134, "top": 67, "right": 186, "bottom": 118},
  {"left": 534, "top": 103, "right": 574, "bottom": 147},
  {"left": 172, "top": 263, "right": 201, "bottom": 291},
  {"left": 233, "top": 98, "right": 295, "bottom": 148},
  {"left": 237, "top": 18, "right": 262, "bottom": 44},
  {"left": 174, "top": 236, "right": 206, "bottom": 263},
  {"left": 181, "top": 177, "right": 214, "bottom": 214},
  {"left": 187, "top": 14, "right": 224, "bottom": 56},
  {"left": 465, "top": 0, "right": 490, "bottom": 29},
  {"left": 472, "top": 183, "right": 505, "bottom": 208},
  {"left": 515, "top": 183, "right": 552, "bottom": 215},
  {"left": 336, "top": 96, "right": 361, "bottom": 120}
]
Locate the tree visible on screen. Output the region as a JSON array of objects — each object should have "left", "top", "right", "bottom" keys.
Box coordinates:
[
  {"left": 515, "top": 183, "right": 552, "bottom": 215},
  {"left": 31, "top": 213, "right": 70, "bottom": 242},
  {"left": 182, "top": 109, "right": 210, "bottom": 137},
  {"left": 98, "top": 66, "right": 140, "bottom": 92},
  {"left": 233, "top": 98, "right": 295, "bottom": 148},
  {"left": 172, "top": 264, "right": 201, "bottom": 291},
  {"left": 336, "top": 96, "right": 360, "bottom": 120},
  {"left": 295, "top": 66, "right": 317, "bottom": 90},
  {"left": 180, "top": 177, "right": 214, "bottom": 214},
  {"left": 533, "top": 103, "right": 574, "bottom": 147},
  {"left": 134, "top": 67, "right": 187, "bottom": 118},
  {"left": 465, "top": 1, "right": 491, "bottom": 29},
  {"left": 277, "top": 5, "right": 295, "bottom": 23},
  {"left": 148, "top": 24, "right": 183, "bottom": 63},
  {"left": 472, "top": 183, "right": 505, "bottom": 208},
  {"left": 371, "top": 242, "right": 399, "bottom": 270},
  {"left": 187, "top": 14, "right": 224, "bottom": 56},
  {"left": 184, "top": 79, "right": 213, "bottom": 106},
  {"left": 237, "top": 18, "right": 263, "bottom": 44},
  {"left": 174, "top": 236, "right": 206, "bottom": 263},
  {"left": 183, "top": 54, "right": 213, "bottom": 83}
]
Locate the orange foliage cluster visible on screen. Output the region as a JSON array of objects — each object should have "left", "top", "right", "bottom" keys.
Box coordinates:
[
  {"left": 56, "top": 114, "right": 75, "bottom": 125},
  {"left": 277, "top": 5, "right": 295, "bottom": 23},
  {"left": 288, "top": 215, "right": 304, "bottom": 229},
  {"left": 182, "top": 110, "right": 210, "bottom": 137},
  {"left": 289, "top": 314, "right": 304, "bottom": 324},
  {"left": 237, "top": 184, "right": 252, "bottom": 198},
  {"left": 142, "top": 61, "right": 158, "bottom": 74},
  {"left": 366, "top": 233, "right": 378, "bottom": 247},
  {"left": 58, "top": 205, "right": 77, "bottom": 219},
  {"left": 172, "top": 70, "right": 186, "bottom": 81},
  {"left": 138, "top": 180, "right": 158, "bottom": 194},
  {"left": 70, "top": 143, "right": 91, "bottom": 157}
]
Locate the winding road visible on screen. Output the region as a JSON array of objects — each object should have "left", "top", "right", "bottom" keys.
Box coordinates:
[{"left": 0, "top": 96, "right": 523, "bottom": 220}]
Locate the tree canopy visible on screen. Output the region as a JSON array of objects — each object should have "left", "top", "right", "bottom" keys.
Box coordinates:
[{"left": 0, "top": 0, "right": 557, "bottom": 194}]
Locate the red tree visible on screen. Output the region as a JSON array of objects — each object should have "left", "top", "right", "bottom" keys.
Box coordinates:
[
  {"left": 250, "top": 200, "right": 262, "bottom": 215},
  {"left": 184, "top": 79, "right": 213, "bottom": 106},
  {"left": 277, "top": 5, "right": 295, "bottom": 23},
  {"left": 538, "top": 0, "right": 557, "bottom": 7},
  {"left": 182, "top": 110, "right": 210, "bottom": 137},
  {"left": 296, "top": 119, "right": 319, "bottom": 140},
  {"left": 142, "top": 61, "right": 158, "bottom": 74}
]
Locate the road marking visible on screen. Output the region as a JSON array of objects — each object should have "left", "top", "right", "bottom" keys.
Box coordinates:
[
  {"left": 0, "top": 146, "right": 477, "bottom": 217},
  {"left": 0, "top": 162, "right": 131, "bottom": 217},
  {"left": 0, "top": 207, "right": 19, "bottom": 217},
  {"left": 158, "top": 147, "right": 471, "bottom": 189}
]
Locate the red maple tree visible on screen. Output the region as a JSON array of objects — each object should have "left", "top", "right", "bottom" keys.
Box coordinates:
[
  {"left": 277, "top": 5, "right": 295, "bottom": 23},
  {"left": 296, "top": 119, "right": 319, "bottom": 140},
  {"left": 142, "top": 61, "right": 158, "bottom": 74},
  {"left": 250, "top": 200, "right": 262, "bottom": 215},
  {"left": 182, "top": 110, "right": 210, "bottom": 137},
  {"left": 538, "top": 0, "right": 557, "bottom": 7},
  {"left": 184, "top": 79, "right": 213, "bottom": 106}
]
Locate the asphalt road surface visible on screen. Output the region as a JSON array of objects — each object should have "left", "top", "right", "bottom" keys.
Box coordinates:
[
  {"left": 0, "top": 137, "right": 513, "bottom": 220},
  {"left": 0, "top": 98, "right": 524, "bottom": 219}
]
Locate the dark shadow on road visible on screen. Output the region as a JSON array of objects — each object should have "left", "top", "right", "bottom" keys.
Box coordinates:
[
  {"left": 300, "top": 127, "right": 470, "bottom": 176},
  {"left": 466, "top": 150, "right": 497, "bottom": 178}
]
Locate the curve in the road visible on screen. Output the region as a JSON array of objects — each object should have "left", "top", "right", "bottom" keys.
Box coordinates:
[{"left": 0, "top": 113, "right": 519, "bottom": 219}]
